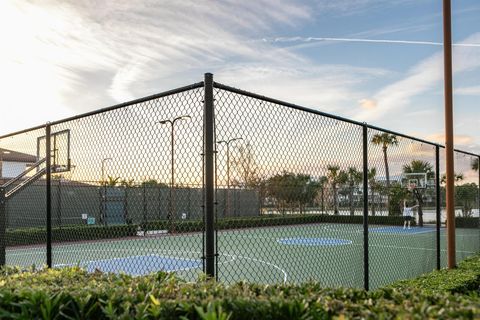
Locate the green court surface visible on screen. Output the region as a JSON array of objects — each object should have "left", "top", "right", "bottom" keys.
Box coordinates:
[{"left": 6, "top": 223, "right": 479, "bottom": 289}]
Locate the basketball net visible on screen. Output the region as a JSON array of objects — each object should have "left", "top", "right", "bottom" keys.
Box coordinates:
[{"left": 408, "top": 183, "right": 417, "bottom": 191}]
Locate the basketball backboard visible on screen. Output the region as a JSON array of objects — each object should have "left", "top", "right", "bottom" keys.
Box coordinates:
[
  {"left": 402, "top": 172, "right": 429, "bottom": 189},
  {"left": 37, "top": 129, "right": 71, "bottom": 173}
]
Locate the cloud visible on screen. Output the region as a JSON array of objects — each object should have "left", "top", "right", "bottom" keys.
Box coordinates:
[
  {"left": 353, "top": 32, "right": 480, "bottom": 123},
  {"left": 359, "top": 98, "right": 377, "bottom": 110},
  {"left": 214, "top": 64, "right": 389, "bottom": 112},
  {"left": 426, "top": 133, "right": 474, "bottom": 146},
  {"left": 262, "top": 36, "right": 480, "bottom": 47},
  {"left": 455, "top": 86, "right": 480, "bottom": 96},
  {"left": 0, "top": 0, "right": 311, "bottom": 133}
]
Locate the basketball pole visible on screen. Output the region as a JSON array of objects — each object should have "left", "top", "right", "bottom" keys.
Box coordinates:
[{"left": 443, "top": 0, "right": 456, "bottom": 269}]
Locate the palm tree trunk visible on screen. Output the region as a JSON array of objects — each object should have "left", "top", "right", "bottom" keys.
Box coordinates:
[
  {"left": 383, "top": 146, "right": 391, "bottom": 215},
  {"left": 333, "top": 183, "right": 338, "bottom": 215},
  {"left": 349, "top": 185, "right": 354, "bottom": 215},
  {"left": 321, "top": 188, "right": 325, "bottom": 214},
  {"left": 370, "top": 187, "right": 375, "bottom": 216}
]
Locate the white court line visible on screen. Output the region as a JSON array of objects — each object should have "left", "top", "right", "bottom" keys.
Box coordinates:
[{"left": 221, "top": 253, "right": 288, "bottom": 284}]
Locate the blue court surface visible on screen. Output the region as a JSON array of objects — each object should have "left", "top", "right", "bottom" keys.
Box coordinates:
[
  {"left": 56, "top": 255, "right": 202, "bottom": 276},
  {"left": 278, "top": 237, "right": 352, "bottom": 246},
  {"left": 369, "top": 226, "right": 437, "bottom": 234}
]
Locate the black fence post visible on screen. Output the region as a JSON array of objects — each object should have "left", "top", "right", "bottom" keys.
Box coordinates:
[
  {"left": 46, "top": 123, "right": 52, "bottom": 268},
  {"left": 0, "top": 186, "right": 6, "bottom": 266},
  {"left": 204, "top": 73, "right": 216, "bottom": 278},
  {"left": 363, "top": 124, "right": 369, "bottom": 291},
  {"left": 436, "top": 146, "right": 441, "bottom": 270}
]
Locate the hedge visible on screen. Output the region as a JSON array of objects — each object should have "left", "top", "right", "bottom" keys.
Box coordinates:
[
  {"left": 6, "top": 214, "right": 413, "bottom": 247},
  {"left": 1, "top": 254, "right": 480, "bottom": 319}
]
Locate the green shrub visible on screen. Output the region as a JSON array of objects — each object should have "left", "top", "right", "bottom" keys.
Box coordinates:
[
  {"left": 455, "top": 217, "right": 479, "bottom": 229},
  {"left": 1, "top": 254, "right": 480, "bottom": 319},
  {"left": 6, "top": 214, "right": 412, "bottom": 247}
]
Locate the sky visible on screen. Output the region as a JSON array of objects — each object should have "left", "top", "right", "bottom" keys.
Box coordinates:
[{"left": 0, "top": 0, "right": 479, "bottom": 158}]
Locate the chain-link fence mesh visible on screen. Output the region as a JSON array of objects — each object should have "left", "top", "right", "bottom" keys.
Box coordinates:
[
  {"left": 0, "top": 75, "right": 479, "bottom": 289},
  {"left": 367, "top": 129, "right": 437, "bottom": 288},
  {"left": 213, "top": 86, "right": 364, "bottom": 286}
]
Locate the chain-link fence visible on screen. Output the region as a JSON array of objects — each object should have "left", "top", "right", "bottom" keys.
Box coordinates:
[{"left": 0, "top": 74, "right": 479, "bottom": 289}]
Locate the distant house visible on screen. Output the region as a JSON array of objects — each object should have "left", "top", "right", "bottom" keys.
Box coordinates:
[{"left": 0, "top": 148, "right": 37, "bottom": 183}]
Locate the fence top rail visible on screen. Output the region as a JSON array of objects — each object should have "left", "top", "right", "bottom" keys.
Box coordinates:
[
  {"left": 0, "top": 81, "right": 204, "bottom": 140},
  {"left": 213, "top": 81, "right": 480, "bottom": 157}
]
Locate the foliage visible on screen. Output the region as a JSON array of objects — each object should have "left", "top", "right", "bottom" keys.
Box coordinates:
[
  {"left": 346, "top": 167, "right": 362, "bottom": 216},
  {"left": 106, "top": 176, "right": 120, "bottom": 186},
  {"left": 402, "top": 159, "right": 434, "bottom": 226},
  {"left": 441, "top": 172, "right": 464, "bottom": 185},
  {"left": 6, "top": 214, "right": 413, "bottom": 247},
  {"left": 455, "top": 183, "right": 479, "bottom": 217},
  {"left": 1, "top": 254, "right": 480, "bottom": 319},
  {"left": 472, "top": 157, "right": 479, "bottom": 172},
  {"left": 140, "top": 179, "right": 168, "bottom": 187},
  {"left": 120, "top": 178, "right": 135, "bottom": 187},
  {"left": 265, "top": 172, "right": 320, "bottom": 213},
  {"left": 231, "top": 143, "right": 261, "bottom": 189},
  {"left": 387, "top": 182, "right": 409, "bottom": 216},
  {"left": 326, "top": 165, "right": 347, "bottom": 214},
  {"left": 371, "top": 133, "right": 398, "bottom": 188}
]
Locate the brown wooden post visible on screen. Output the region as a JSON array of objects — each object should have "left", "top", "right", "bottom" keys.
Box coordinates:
[{"left": 443, "top": 0, "right": 456, "bottom": 268}]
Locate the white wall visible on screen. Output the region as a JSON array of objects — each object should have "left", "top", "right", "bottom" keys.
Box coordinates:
[{"left": 1, "top": 161, "right": 28, "bottom": 178}]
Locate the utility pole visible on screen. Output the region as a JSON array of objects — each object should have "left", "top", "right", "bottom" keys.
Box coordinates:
[{"left": 443, "top": 0, "right": 456, "bottom": 268}]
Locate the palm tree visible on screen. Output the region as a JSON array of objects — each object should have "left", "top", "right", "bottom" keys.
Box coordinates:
[
  {"left": 402, "top": 160, "right": 434, "bottom": 227},
  {"left": 371, "top": 133, "right": 398, "bottom": 211},
  {"left": 346, "top": 167, "right": 363, "bottom": 215},
  {"left": 441, "top": 173, "right": 464, "bottom": 185},
  {"left": 327, "top": 165, "right": 347, "bottom": 215},
  {"left": 107, "top": 176, "right": 120, "bottom": 186},
  {"left": 317, "top": 176, "right": 328, "bottom": 214},
  {"left": 367, "top": 168, "right": 378, "bottom": 216},
  {"left": 472, "top": 158, "right": 479, "bottom": 172}
]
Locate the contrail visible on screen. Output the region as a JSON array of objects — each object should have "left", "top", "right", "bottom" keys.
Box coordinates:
[{"left": 262, "top": 36, "right": 480, "bottom": 47}]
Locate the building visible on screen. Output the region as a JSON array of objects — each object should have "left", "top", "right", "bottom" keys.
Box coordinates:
[{"left": 0, "top": 148, "right": 37, "bottom": 184}]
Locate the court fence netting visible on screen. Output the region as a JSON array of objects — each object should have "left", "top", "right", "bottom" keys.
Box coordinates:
[{"left": 0, "top": 73, "right": 479, "bottom": 290}]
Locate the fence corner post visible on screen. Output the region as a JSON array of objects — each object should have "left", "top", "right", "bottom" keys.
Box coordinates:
[
  {"left": 46, "top": 123, "right": 52, "bottom": 268},
  {"left": 362, "top": 123, "right": 369, "bottom": 291},
  {"left": 204, "top": 73, "right": 216, "bottom": 279}
]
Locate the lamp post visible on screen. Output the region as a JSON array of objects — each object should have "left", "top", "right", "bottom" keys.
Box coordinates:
[
  {"left": 217, "top": 138, "right": 243, "bottom": 217},
  {"left": 101, "top": 157, "right": 112, "bottom": 225},
  {"left": 158, "top": 115, "right": 191, "bottom": 232}
]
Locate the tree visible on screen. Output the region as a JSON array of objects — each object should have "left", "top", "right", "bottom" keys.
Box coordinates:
[
  {"left": 455, "top": 183, "right": 478, "bottom": 217},
  {"left": 472, "top": 158, "right": 479, "bottom": 172},
  {"left": 441, "top": 173, "right": 464, "bottom": 185},
  {"left": 327, "top": 165, "right": 347, "bottom": 215},
  {"left": 106, "top": 176, "right": 120, "bottom": 186},
  {"left": 402, "top": 160, "right": 434, "bottom": 227},
  {"left": 231, "top": 143, "right": 261, "bottom": 189},
  {"left": 315, "top": 176, "right": 328, "bottom": 214},
  {"left": 266, "top": 172, "right": 320, "bottom": 214},
  {"left": 120, "top": 178, "right": 135, "bottom": 187},
  {"left": 367, "top": 168, "right": 378, "bottom": 216},
  {"left": 371, "top": 133, "right": 398, "bottom": 210},
  {"left": 346, "top": 167, "right": 362, "bottom": 215}
]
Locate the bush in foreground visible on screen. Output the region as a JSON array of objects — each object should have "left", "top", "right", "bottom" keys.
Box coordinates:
[{"left": 0, "top": 255, "right": 480, "bottom": 319}]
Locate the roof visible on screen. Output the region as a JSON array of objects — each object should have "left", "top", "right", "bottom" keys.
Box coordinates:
[{"left": 0, "top": 148, "right": 37, "bottom": 163}]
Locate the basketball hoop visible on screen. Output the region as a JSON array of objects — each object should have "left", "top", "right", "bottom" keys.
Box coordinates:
[{"left": 408, "top": 183, "right": 417, "bottom": 191}]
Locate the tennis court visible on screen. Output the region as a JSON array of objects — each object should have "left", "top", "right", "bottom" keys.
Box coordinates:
[{"left": 6, "top": 222, "right": 479, "bottom": 289}]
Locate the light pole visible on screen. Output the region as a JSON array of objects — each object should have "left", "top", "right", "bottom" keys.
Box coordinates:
[
  {"left": 217, "top": 138, "right": 243, "bottom": 217},
  {"left": 158, "top": 115, "right": 191, "bottom": 232},
  {"left": 101, "top": 157, "right": 112, "bottom": 225}
]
